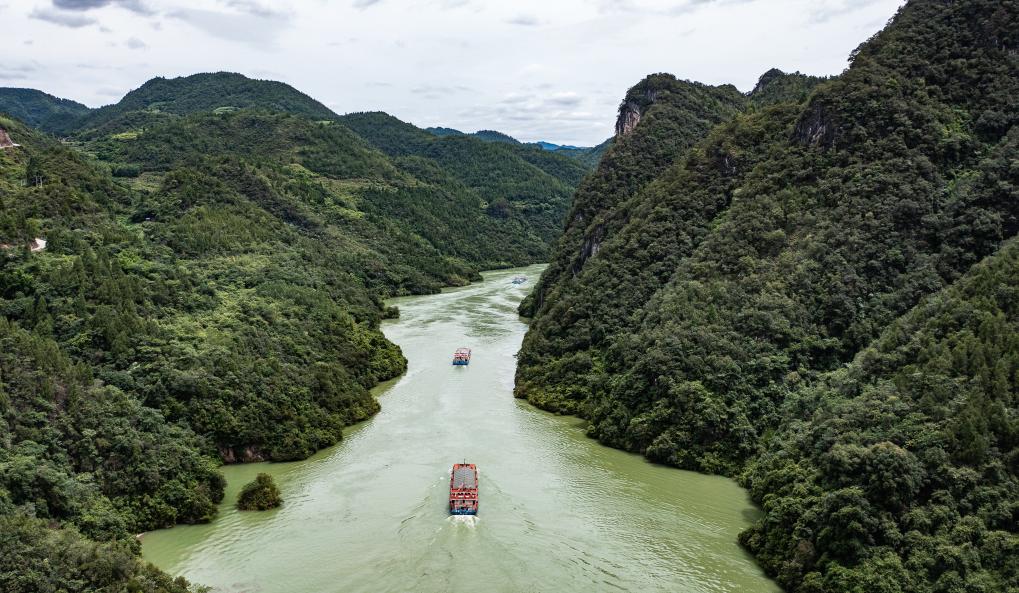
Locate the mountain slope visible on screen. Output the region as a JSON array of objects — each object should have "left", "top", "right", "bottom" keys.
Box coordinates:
[
  {"left": 339, "top": 111, "right": 591, "bottom": 247},
  {"left": 741, "top": 236, "right": 1019, "bottom": 592},
  {"left": 519, "top": 73, "right": 749, "bottom": 320},
  {"left": 75, "top": 72, "right": 337, "bottom": 133},
  {"left": 517, "top": 0, "right": 1018, "bottom": 590},
  {"left": 0, "top": 88, "right": 92, "bottom": 134},
  {"left": 747, "top": 68, "right": 826, "bottom": 106}
]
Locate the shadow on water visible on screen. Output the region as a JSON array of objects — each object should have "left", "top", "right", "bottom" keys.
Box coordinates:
[{"left": 141, "top": 264, "right": 780, "bottom": 593}]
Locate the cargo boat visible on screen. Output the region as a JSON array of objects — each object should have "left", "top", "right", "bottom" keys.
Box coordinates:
[
  {"left": 452, "top": 347, "right": 471, "bottom": 365},
  {"left": 449, "top": 463, "right": 478, "bottom": 515}
]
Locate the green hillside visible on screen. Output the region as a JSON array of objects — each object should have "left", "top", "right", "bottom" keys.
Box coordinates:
[
  {"left": 75, "top": 72, "right": 338, "bottom": 133},
  {"left": 742, "top": 236, "right": 1019, "bottom": 592},
  {"left": 0, "top": 88, "right": 92, "bottom": 134},
  {"left": 339, "top": 111, "right": 591, "bottom": 246},
  {"left": 518, "top": 0, "right": 1018, "bottom": 590},
  {"left": 747, "top": 68, "right": 827, "bottom": 107}
]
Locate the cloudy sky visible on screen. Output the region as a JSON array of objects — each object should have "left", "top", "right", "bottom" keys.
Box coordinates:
[{"left": 2, "top": 0, "right": 904, "bottom": 145}]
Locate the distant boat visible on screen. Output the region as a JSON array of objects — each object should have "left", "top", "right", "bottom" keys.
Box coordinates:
[
  {"left": 452, "top": 347, "right": 471, "bottom": 365},
  {"left": 511, "top": 276, "right": 527, "bottom": 284},
  {"left": 449, "top": 463, "right": 478, "bottom": 515}
]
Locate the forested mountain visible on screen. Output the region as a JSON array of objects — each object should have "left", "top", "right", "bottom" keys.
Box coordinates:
[
  {"left": 340, "top": 111, "right": 590, "bottom": 245},
  {"left": 74, "top": 72, "right": 337, "bottom": 132},
  {"left": 424, "top": 126, "right": 518, "bottom": 144},
  {"left": 747, "top": 68, "right": 828, "bottom": 107},
  {"left": 0, "top": 88, "right": 91, "bottom": 135},
  {"left": 472, "top": 129, "right": 519, "bottom": 144},
  {"left": 536, "top": 138, "right": 613, "bottom": 167},
  {"left": 424, "top": 125, "right": 611, "bottom": 165},
  {"left": 518, "top": 0, "right": 1018, "bottom": 590},
  {"left": 425, "top": 126, "right": 464, "bottom": 137},
  {"left": 742, "top": 237, "right": 1019, "bottom": 591}
]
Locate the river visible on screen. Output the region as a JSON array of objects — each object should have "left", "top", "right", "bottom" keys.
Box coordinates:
[{"left": 141, "top": 264, "right": 780, "bottom": 593}]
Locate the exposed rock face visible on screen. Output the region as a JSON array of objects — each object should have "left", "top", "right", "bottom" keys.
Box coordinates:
[
  {"left": 219, "top": 444, "right": 266, "bottom": 463},
  {"left": 0, "top": 127, "right": 16, "bottom": 149},
  {"left": 615, "top": 101, "right": 643, "bottom": 136},
  {"left": 614, "top": 88, "right": 660, "bottom": 137},
  {"left": 751, "top": 68, "right": 786, "bottom": 95},
  {"left": 794, "top": 100, "right": 838, "bottom": 148}
]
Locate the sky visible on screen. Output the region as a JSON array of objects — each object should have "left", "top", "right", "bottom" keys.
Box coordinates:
[{"left": 2, "top": 0, "right": 905, "bottom": 146}]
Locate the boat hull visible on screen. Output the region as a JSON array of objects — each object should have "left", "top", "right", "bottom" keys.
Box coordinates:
[
  {"left": 450, "top": 463, "right": 479, "bottom": 515},
  {"left": 452, "top": 347, "right": 472, "bottom": 365}
]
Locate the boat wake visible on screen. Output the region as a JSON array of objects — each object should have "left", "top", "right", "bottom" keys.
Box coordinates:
[{"left": 447, "top": 515, "right": 479, "bottom": 528}]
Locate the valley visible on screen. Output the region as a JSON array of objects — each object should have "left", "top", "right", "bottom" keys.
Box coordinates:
[{"left": 1, "top": 1, "right": 1016, "bottom": 591}]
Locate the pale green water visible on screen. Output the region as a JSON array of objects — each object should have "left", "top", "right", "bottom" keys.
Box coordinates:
[{"left": 141, "top": 265, "right": 780, "bottom": 593}]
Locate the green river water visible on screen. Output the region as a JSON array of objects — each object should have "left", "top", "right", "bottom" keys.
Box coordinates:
[{"left": 141, "top": 265, "right": 781, "bottom": 593}]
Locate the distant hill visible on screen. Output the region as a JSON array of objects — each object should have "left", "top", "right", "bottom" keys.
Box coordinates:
[
  {"left": 534, "top": 141, "right": 585, "bottom": 151},
  {"left": 340, "top": 111, "right": 592, "bottom": 246},
  {"left": 472, "top": 129, "right": 519, "bottom": 144},
  {"left": 425, "top": 126, "right": 464, "bottom": 137},
  {"left": 0, "top": 88, "right": 91, "bottom": 134},
  {"left": 74, "top": 72, "right": 338, "bottom": 132},
  {"left": 533, "top": 138, "right": 612, "bottom": 167},
  {"left": 425, "top": 126, "right": 521, "bottom": 145}
]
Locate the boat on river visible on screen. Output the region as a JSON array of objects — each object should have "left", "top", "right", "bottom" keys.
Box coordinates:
[
  {"left": 511, "top": 276, "right": 527, "bottom": 284},
  {"left": 452, "top": 347, "right": 471, "bottom": 365},
  {"left": 449, "top": 463, "right": 479, "bottom": 515}
]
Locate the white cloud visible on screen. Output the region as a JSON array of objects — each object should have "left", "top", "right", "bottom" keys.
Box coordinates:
[
  {"left": 507, "top": 14, "right": 539, "bottom": 26},
  {"left": 30, "top": 7, "right": 96, "bottom": 27},
  {"left": 5, "top": 0, "right": 905, "bottom": 145}
]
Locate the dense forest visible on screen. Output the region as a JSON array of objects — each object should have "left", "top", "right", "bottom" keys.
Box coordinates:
[
  {"left": 519, "top": 0, "right": 1018, "bottom": 591},
  {"left": 0, "top": 88, "right": 91, "bottom": 135},
  {"left": 0, "top": 73, "right": 588, "bottom": 591},
  {"left": 338, "top": 111, "right": 590, "bottom": 246}
]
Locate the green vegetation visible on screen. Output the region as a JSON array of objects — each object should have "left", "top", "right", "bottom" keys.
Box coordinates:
[
  {"left": 741, "top": 238, "right": 1019, "bottom": 592},
  {"left": 236, "top": 473, "right": 283, "bottom": 511},
  {"left": 746, "top": 68, "right": 827, "bottom": 107},
  {"left": 518, "top": 73, "right": 753, "bottom": 318},
  {"left": 76, "top": 72, "right": 337, "bottom": 132},
  {"left": 425, "top": 126, "right": 465, "bottom": 137},
  {"left": 0, "top": 515, "right": 196, "bottom": 593},
  {"left": 547, "top": 138, "right": 614, "bottom": 168},
  {"left": 471, "top": 129, "right": 519, "bottom": 144},
  {"left": 519, "top": 0, "right": 1018, "bottom": 590},
  {"left": 0, "top": 88, "right": 92, "bottom": 135},
  {"left": 340, "top": 111, "right": 591, "bottom": 246}
]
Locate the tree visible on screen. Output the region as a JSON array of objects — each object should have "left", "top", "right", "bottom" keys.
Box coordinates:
[{"left": 236, "top": 473, "right": 282, "bottom": 511}]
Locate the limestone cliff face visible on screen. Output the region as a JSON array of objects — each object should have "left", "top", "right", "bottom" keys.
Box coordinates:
[
  {"left": 219, "top": 444, "right": 267, "bottom": 463},
  {"left": 793, "top": 99, "right": 838, "bottom": 148},
  {"left": 614, "top": 87, "right": 660, "bottom": 136},
  {"left": 614, "top": 100, "right": 643, "bottom": 136}
]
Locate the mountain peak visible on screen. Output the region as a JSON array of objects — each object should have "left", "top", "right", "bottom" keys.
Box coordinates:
[{"left": 752, "top": 68, "right": 787, "bottom": 94}]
